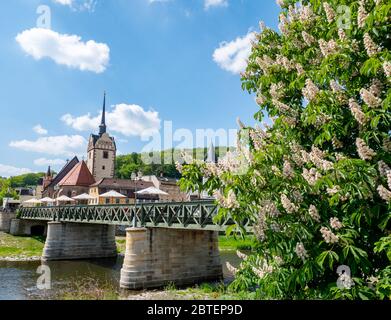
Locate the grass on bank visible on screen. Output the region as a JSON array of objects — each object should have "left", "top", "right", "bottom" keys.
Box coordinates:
[
  {"left": 0, "top": 232, "right": 45, "bottom": 258},
  {"left": 0, "top": 233, "right": 253, "bottom": 257},
  {"left": 218, "top": 235, "right": 255, "bottom": 251}
]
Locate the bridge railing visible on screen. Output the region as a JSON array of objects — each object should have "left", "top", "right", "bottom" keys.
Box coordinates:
[{"left": 19, "top": 201, "right": 252, "bottom": 231}]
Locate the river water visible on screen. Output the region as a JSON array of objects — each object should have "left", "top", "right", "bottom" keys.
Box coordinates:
[{"left": 0, "top": 251, "right": 241, "bottom": 300}]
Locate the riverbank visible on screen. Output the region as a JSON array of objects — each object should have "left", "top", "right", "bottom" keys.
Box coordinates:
[
  {"left": 0, "top": 232, "right": 43, "bottom": 261},
  {"left": 0, "top": 232, "right": 254, "bottom": 260}
]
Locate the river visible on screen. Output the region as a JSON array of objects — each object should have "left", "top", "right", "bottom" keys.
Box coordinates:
[{"left": 0, "top": 251, "right": 241, "bottom": 300}]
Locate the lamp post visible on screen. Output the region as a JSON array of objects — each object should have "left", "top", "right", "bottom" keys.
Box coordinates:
[{"left": 131, "top": 171, "right": 143, "bottom": 204}]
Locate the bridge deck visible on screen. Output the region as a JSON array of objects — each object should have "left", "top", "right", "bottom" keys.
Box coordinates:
[{"left": 19, "top": 201, "right": 251, "bottom": 232}]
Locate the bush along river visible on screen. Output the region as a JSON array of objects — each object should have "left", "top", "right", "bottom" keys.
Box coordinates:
[{"left": 0, "top": 233, "right": 254, "bottom": 300}]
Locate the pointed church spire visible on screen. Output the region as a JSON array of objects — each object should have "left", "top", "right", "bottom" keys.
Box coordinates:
[
  {"left": 99, "top": 91, "right": 107, "bottom": 136},
  {"left": 46, "top": 166, "right": 51, "bottom": 177}
]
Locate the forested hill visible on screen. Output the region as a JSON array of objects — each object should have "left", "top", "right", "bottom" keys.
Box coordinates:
[{"left": 115, "top": 147, "right": 232, "bottom": 179}]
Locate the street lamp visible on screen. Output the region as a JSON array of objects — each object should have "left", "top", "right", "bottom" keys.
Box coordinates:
[{"left": 131, "top": 171, "right": 143, "bottom": 204}]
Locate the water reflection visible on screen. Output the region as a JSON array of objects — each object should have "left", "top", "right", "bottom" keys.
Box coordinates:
[{"left": 0, "top": 251, "right": 242, "bottom": 300}]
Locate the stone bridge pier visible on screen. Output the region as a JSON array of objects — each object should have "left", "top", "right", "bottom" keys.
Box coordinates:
[
  {"left": 42, "top": 222, "right": 117, "bottom": 261},
  {"left": 120, "top": 227, "right": 223, "bottom": 290}
]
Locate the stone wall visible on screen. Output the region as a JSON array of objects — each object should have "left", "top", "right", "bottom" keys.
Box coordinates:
[
  {"left": 120, "top": 227, "right": 223, "bottom": 290},
  {"left": 43, "top": 222, "right": 117, "bottom": 261},
  {"left": 0, "top": 211, "right": 17, "bottom": 232},
  {"left": 9, "top": 219, "right": 47, "bottom": 236}
]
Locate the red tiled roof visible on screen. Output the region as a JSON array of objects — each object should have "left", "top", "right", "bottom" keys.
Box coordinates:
[{"left": 58, "top": 161, "right": 95, "bottom": 187}]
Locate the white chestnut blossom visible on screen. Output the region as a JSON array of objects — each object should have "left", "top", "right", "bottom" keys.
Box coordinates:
[
  {"left": 363, "top": 33, "right": 379, "bottom": 57},
  {"left": 302, "top": 168, "right": 322, "bottom": 186},
  {"left": 295, "top": 242, "right": 309, "bottom": 261},
  {"left": 255, "top": 55, "right": 274, "bottom": 74},
  {"left": 260, "top": 200, "right": 281, "bottom": 218},
  {"left": 357, "top": 1, "right": 368, "bottom": 28},
  {"left": 323, "top": 2, "right": 335, "bottom": 23},
  {"left": 330, "top": 80, "right": 343, "bottom": 93},
  {"left": 330, "top": 217, "right": 343, "bottom": 230},
  {"left": 298, "top": 4, "right": 316, "bottom": 24},
  {"left": 283, "top": 160, "right": 295, "bottom": 179},
  {"left": 338, "top": 29, "right": 347, "bottom": 41},
  {"left": 276, "top": 54, "right": 294, "bottom": 71},
  {"left": 349, "top": 98, "right": 368, "bottom": 125},
  {"left": 309, "top": 205, "right": 320, "bottom": 222},
  {"left": 214, "top": 189, "right": 240, "bottom": 209},
  {"left": 369, "top": 79, "right": 383, "bottom": 97},
  {"left": 377, "top": 185, "right": 391, "bottom": 202},
  {"left": 302, "top": 79, "right": 320, "bottom": 102},
  {"left": 278, "top": 13, "right": 289, "bottom": 34},
  {"left": 270, "top": 82, "right": 285, "bottom": 100},
  {"left": 383, "top": 61, "right": 391, "bottom": 77},
  {"left": 356, "top": 138, "right": 376, "bottom": 161},
  {"left": 360, "top": 88, "right": 382, "bottom": 108},
  {"left": 302, "top": 31, "right": 315, "bottom": 46},
  {"left": 256, "top": 93, "right": 267, "bottom": 106},
  {"left": 320, "top": 227, "right": 339, "bottom": 244},
  {"left": 252, "top": 260, "right": 274, "bottom": 279},
  {"left": 309, "top": 146, "right": 333, "bottom": 171},
  {"left": 290, "top": 142, "right": 305, "bottom": 167},
  {"left": 236, "top": 250, "right": 248, "bottom": 261},
  {"left": 383, "top": 136, "right": 391, "bottom": 152},
  {"left": 378, "top": 161, "right": 390, "bottom": 177},
  {"left": 281, "top": 194, "right": 299, "bottom": 213},
  {"left": 319, "top": 39, "right": 339, "bottom": 57},
  {"left": 226, "top": 262, "right": 239, "bottom": 275},
  {"left": 295, "top": 63, "right": 304, "bottom": 75},
  {"left": 327, "top": 185, "right": 340, "bottom": 196},
  {"left": 272, "top": 99, "right": 292, "bottom": 114}
]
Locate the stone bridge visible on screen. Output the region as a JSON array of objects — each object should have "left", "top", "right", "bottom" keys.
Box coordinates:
[{"left": 12, "top": 201, "right": 251, "bottom": 290}]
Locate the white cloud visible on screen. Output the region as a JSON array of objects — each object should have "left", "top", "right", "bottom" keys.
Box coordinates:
[
  {"left": 62, "top": 104, "right": 161, "bottom": 138},
  {"left": 16, "top": 28, "right": 110, "bottom": 73},
  {"left": 52, "top": 0, "right": 97, "bottom": 11},
  {"left": 205, "top": 0, "right": 228, "bottom": 10},
  {"left": 33, "top": 124, "right": 48, "bottom": 135},
  {"left": 10, "top": 135, "right": 87, "bottom": 156},
  {"left": 33, "top": 158, "right": 66, "bottom": 167},
  {"left": 53, "top": 0, "right": 73, "bottom": 5},
  {"left": 213, "top": 31, "right": 255, "bottom": 74},
  {"left": 0, "top": 164, "right": 32, "bottom": 177}
]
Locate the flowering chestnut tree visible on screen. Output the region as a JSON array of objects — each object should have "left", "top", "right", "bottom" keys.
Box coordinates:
[{"left": 180, "top": 0, "right": 390, "bottom": 299}]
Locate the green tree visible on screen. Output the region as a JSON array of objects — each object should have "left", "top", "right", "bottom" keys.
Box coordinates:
[
  {"left": 9, "top": 173, "right": 45, "bottom": 188},
  {"left": 0, "top": 179, "right": 18, "bottom": 206},
  {"left": 180, "top": 0, "right": 390, "bottom": 299}
]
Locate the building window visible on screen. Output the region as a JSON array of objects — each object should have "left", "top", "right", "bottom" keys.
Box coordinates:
[
  {"left": 103, "top": 151, "right": 109, "bottom": 159},
  {"left": 116, "top": 199, "right": 120, "bottom": 204},
  {"left": 105, "top": 198, "right": 110, "bottom": 204},
  {"left": 102, "top": 166, "right": 106, "bottom": 170}
]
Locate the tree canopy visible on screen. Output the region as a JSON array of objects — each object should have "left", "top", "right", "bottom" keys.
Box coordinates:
[{"left": 180, "top": 0, "right": 390, "bottom": 299}]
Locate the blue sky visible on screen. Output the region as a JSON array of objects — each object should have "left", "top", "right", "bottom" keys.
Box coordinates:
[{"left": 0, "top": 0, "right": 280, "bottom": 177}]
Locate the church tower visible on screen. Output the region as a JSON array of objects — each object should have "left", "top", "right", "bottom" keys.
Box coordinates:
[
  {"left": 42, "top": 166, "right": 53, "bottom": 190},
  {"left": 86, "top": 92, "right": 116, "bottom": 181}
]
